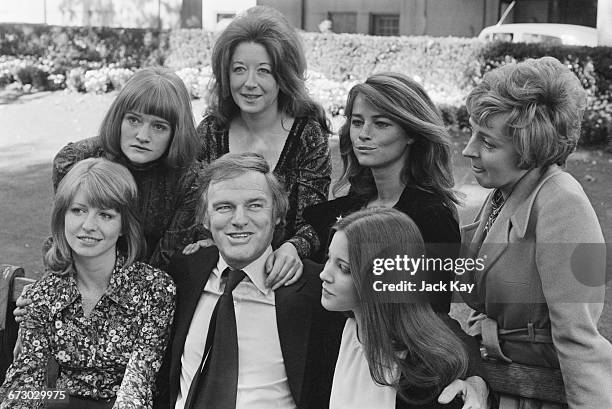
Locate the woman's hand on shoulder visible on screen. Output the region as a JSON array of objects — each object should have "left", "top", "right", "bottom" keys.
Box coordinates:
[
  {"left": 438, "top": 376, "right": 488, "bottom": 409},
  {"left": 265, "top": 242, "right": 303, "bottom": 290},
  {"left": 182, "top": 239, "right": 215, "bottom": 255}
]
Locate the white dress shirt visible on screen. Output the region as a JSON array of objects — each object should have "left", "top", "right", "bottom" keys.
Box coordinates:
[
  {"left": 330, "top": 318, "right": 397, "bottom": 409},
  {"left": 175, "top": 247, "right": 296, "bottom": 409}
]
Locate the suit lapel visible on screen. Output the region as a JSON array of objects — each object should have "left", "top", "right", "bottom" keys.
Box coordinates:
[
  {"left": 169, "top": 246, "right": 220, "bottom": 403},
  {"left": 275, "top": 275, "right": 310, "bottom": 406}
]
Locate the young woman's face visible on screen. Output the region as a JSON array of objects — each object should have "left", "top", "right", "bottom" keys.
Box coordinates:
[
  {"left": 462, "top": 114, "right": 528, "bottom": 197},
  {"left": 64, "top": 189, "right": 122, "bottom": 262},
  {"left": 349, "top": 94, "right": 412, "bottom": 170},
  {"left": 229, "top": 42, "right": 280, "bottom": 118},
  {"left": 320, "top": 231, "right": 360, "bottom": 312},
  {"left": 120, "top": 111, "right": 172, "bottom": 164}
]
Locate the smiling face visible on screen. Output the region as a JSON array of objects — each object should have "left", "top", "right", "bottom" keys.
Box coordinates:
[
  {"left": 462, "top": 114, "right": 528, "bottom": 197},
  {"left": 64, "top": 188, "right": 122, "bottom": 263},
  {"left": 120, "top": 111, "right": 172, "bottom": 164},
  {"left": 229, "top": 41, "right": 280, "bottom": 118},
  {"left": 320, "top": 231, "right": 360, "bottom": 313},
  {"left": 205, "top": 171, "right": 279, "bottom": 270},
  {"left": 349, "top": 94, "right": 412, "bottom": 171}
]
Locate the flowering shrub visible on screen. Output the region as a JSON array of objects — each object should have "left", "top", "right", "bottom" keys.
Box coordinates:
[{"left": 176, "top": 66, "right": 212, "bottom": 99}]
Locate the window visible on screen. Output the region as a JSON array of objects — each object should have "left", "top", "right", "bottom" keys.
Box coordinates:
[
  {"left": 370, "top": 14, "right": 399, "bottom": 36},
  {"left": 330, "top": 12, "right": 357, "bottom": 33},
  {"left": 217, "top": 13, "right": 235, "bottom": 22}
]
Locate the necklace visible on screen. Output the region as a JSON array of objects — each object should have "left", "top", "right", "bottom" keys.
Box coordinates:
[{"left": 483, "top": 189, "right": 505, "bottom": 237}]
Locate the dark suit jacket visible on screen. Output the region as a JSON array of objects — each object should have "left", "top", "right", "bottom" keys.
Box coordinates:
[
  {"left": 303, "top": 186, "right": 460, "bottom": 313},
  {"left": 155, "top": 246, "right": 345, "bottom": 409}
]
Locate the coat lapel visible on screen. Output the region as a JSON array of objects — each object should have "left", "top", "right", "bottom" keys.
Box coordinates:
[
  {"left": 169, "top": 246, "right": 220, "bottom": 403},
  {"left": 275, "top": 275, "right": 310, "bottom": 406}
]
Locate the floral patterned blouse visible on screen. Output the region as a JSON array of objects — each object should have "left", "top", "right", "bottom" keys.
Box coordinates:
[
  {"left": 196, "top": 116, "right": 331, "bottom": 258},
  {"left": 0, "top": 256, "right": 176, "bottom": 409}
]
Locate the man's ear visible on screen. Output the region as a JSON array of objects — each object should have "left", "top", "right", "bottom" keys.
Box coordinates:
[{"left": 203, "top": 214, "right": 210, "bottom": 230}]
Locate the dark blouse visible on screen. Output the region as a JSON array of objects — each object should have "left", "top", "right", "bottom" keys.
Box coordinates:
[
  {"left": 196, "top": 116, "right": 331, "bottom": 259},
  {"left": 303, "top": 185, "right": 460, "bottom": 313},
  {"left": 52, "top": 137, "right": 202, "bottom": 270},
  {"left": 0, "top": 256, "right": 176, "bottom": 409}
]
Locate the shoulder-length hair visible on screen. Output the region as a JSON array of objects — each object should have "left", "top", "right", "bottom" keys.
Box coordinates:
[
  {"left": 45, "top": 158, "right": 145, "bottom": 271},
  {"left": 335, "top": 72, "right": 458, "bottom": 208},
  {"left": 466, "top": 56, "right": 587, "bottom": 168},
  {"left": 207, "top": 5, "right": 330, "bottom": 134},
  {"left": 98, "top": 66, "right": 198, "bottom": 168},
  {"left": 333, "top": 208, "right": 468, "bottom": 404}
]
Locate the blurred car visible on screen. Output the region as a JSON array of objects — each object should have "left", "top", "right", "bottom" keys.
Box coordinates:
[{"left": 478, "top": 23, "right": 598, "bottom": 47}]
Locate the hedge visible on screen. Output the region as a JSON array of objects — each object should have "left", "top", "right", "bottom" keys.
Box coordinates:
[{"left": 1, "top": 23, "right": 611, "bottom": 146}]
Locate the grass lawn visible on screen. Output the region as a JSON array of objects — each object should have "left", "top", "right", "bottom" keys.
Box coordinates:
[{"left": 1, "top": 90, "right": 611, "bottom": 340}]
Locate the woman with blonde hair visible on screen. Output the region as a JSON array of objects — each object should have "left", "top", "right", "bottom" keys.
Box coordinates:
[
  {"left": 320, "top": 208, "right": 487, "bottom": 409},
  {"left": 0, "top": 158, "right": 175, "bottom": 408},
  {"left": 460, "top": 56, "right": 612, "bottom": 408},
  {"left": 305, "top": 72, "right": 459, "bottom": 312},
  {"left": 186, "top": 5, "right": 332, "bottom": 288}
]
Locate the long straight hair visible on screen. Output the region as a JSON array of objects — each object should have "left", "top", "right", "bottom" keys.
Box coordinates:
[
  {"left": 45, "top": 158, "right": 145, "bottom": 271},
  {"left": 333, "top": 208, "right": 468, "bottom": 403},
  {"left": 335, "top": 72, "right": 458, "bottom": 208}
]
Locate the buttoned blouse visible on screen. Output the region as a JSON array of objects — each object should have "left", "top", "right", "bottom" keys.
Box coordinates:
[{"left": 0, "top": 257, "right": 176, "bottom": 409}]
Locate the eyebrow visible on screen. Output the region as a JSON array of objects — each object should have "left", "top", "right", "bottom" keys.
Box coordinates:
[
  {"left": 469, "top": 118, "right": 501, "bottom": 142},
  {"left": 350, "top": 113, "right": 390, "bottom": 120},
  {"left": 126, "top": 111, "right": 170, "bottom": 125}
]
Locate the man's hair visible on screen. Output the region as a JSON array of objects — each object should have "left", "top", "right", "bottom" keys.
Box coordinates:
[
  {"left": 466, "top": 56, "right": 587, "bottom": 168},
  {"left": 196, "top": 152, "right": 289, "bottom": 230},
  {"left": 45, "top": 157, "right": 145, "bottom": 271}
]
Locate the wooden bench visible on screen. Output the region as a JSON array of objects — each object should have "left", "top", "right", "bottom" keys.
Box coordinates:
[
  {"left": 481, "top": 359, "right": 567, "bottom": 405},
  {"left": 0, "top": 265, "right": 37, "bottom": 384}
]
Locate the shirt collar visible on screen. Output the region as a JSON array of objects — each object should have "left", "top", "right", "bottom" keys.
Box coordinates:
[
  {"left": 49, "top": 254, "right": 132, "bottom": 312},
  {"left": 214, "top": 246, "right": 273, "bottom": 295}
]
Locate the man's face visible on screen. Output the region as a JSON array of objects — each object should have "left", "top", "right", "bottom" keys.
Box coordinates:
[{"left": 205, "top": 171, "right": 279, "bottom": 269}]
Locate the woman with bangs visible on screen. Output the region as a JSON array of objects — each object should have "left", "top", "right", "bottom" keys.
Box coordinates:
[
  {"left": 52, "top": 66, "right": 201, "bottom": 270},
  {"left": 0, "top": 158, "right": 175, "bottom": 409},
  {"left": 184, "top": 6, "right": 332, "bottom": 289},
  {"left": 304, "top": 72, "right": 460, "bottom": 313},
  {"left": 320, "top": 208, "right": 488, "bottom": 409},
  {"left": 460, "top": 57, "right": 612, "bottom": 408}
]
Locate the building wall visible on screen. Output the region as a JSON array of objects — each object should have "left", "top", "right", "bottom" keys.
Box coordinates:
[
  {"left": 258, "top": 0, "right": 302, "bottom": 29},
  {"left": 300, "top": 0, "right": 500, "bottom": 37},
  {"left": 201, "top": 0, "right": 255, "bottom": 31},
  {"left": 0, "top": 0, "right": 182, "bottom": 28}
]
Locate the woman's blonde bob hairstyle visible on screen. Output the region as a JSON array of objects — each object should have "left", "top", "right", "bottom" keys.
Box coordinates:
[
  {"left": 45, "top": 158, "right": 145, "bottom": 271},
  {"left": 331, "top": 208, "right": 468, "bottom": 404},
  {"left": 466, "top": 56, "right": 587, "bottom": 168},
  {"left": 98, "top": 66, "right": 198, "bottom": 168}
]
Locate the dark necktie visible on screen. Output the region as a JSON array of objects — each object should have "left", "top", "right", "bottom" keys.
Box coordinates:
[{"left": 184, "top": 267, "right": 246, "bottom": 409}]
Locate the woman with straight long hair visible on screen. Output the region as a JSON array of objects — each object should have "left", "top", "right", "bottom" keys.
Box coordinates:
[
  {"left": 320, "top": 208, "right": 487, "bottom": 409},
  {"left": 305, "top": 72, "right": 459, "bottom": 312}
]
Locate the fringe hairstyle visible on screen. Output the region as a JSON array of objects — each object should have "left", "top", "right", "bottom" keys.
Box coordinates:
[
  {"left": 334, "top": 72, "right": 458, "bottom": 209},
  {"left": 98, "top": 67, "right": 198, "bottom": 168},
  {"left": 332, "top": 208, "right": 468, "bottom": 404},
  {"left": 45, "top": 158, "right": 145, "bottom": 271},
  {"left": 207, "top": 5, "right": 331, "bottom": 134},
  {"left": 466, "top": 56, "right": 587, "bottom": 168}
]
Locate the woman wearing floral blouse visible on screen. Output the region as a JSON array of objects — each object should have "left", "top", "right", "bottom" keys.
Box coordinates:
[{"left": 0, "top": 158, "right": 176, "bottom": 409}]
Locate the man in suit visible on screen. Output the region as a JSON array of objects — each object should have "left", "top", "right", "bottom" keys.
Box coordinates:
[{"left": 156, "top": 152, "right": 343, "bottom": 409}]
